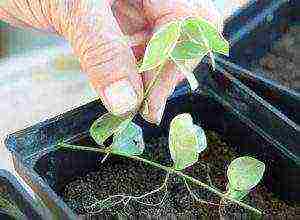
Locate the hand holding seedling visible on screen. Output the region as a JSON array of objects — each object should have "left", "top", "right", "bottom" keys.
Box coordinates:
[{"left": 0, "top": 0, "right": 223, "bottom": 125}]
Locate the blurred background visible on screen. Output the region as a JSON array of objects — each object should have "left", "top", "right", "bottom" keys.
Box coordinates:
[{"left": 0, "top": 20, "right": 98, "bottom": 171}]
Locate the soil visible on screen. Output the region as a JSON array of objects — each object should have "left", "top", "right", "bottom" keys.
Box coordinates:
[
  {"left": 253, "top": 24, "right": 300, "bottom": 91},
  {"left": 62, "top": 130, "right": 299, "bottom": 219}
]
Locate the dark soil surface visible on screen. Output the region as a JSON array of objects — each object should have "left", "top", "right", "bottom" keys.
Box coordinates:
[
  {"left": 254, "top": 24, "right": 300, "bottom": 91},
  {"left": 62, "top": 130, "right": 299, "bottom": 219}
]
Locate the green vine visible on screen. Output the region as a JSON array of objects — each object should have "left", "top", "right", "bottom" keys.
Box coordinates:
[
  {"left": 58, "top": 143, "right": 262, "bottom": 215},
  {"left": 60, "top": 17, "right": 265, "bottom": 217}
]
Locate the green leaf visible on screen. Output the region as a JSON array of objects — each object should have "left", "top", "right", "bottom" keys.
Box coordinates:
[
  {"left": 139, "top": 21, "right": 181, "bottom": 72},
  {"left": 194, "top": 125, "right": 207, "bottom": 153},
  {"left": 171, "top": 40, "right": 208, "bottom": 60},
  {"left": 89, "top": 113, "right": 131, "bottom": 145},
  {"left": 111, "top": 122, "right": 144, "bottom": 156},
  {"left": 169, "top": 113, "right": 199, "bottom": 170},
  {"left": 225, "top": 185, "right": 249, "bottom": 201},
  {"left": 181, "top": 17, "right": 229, "bottom": 56},
  {"left": 227, "top": 156, "right": 265, "bottom": 191}
]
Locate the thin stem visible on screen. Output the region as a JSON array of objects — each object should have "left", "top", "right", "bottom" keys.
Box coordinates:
[
  {"left": 84, "top": 172, "right": 170, "bottom": 214},
  {"left": 100, "top": 153, "right": 110, "bottom": 163},
  {"left": 88, "top": 194, "right": 126, "bottom": 210},
  {"left": 183, "top": 177, "right": 220, "bottom": 206},
  {"left": 144, "top": 64, "right": 165, "bottom": 99},
  {"left": 86, "top": 197, "right": 126, "bottom": 215},
  {"left": 133, "top": 172, "right": 169, "bottom": 200},
  {"left": 171, "top": 56, "right": 199, "bottom": 90},
  {"left": 195, "top": 23, "right": 216, "bottom": 70},
  {"left": 131, "top": 172, "right": 169, "bottom": 207},
  {"left": 135, "top": 190, "right": 168, "bottom": 207},
  {"left": 58, "top": 143, "right": 262, "bottom": 215}
]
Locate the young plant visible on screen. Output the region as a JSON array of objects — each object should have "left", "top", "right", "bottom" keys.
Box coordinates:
[
  {"left": 59, "top": 114, "right": 265, "bottom": 216},
  {"left": 139, "top": 17, "right": 229, "bottom": 90},
  {"left": 58, "top": 16, "right": 265, "bottom": 216},
  {"left": 226, "top": 156, "right": 265, "bottom": 201}
]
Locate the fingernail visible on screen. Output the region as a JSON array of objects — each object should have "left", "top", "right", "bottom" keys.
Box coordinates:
[{"left": 103, "top": 80, "right": 138, "bottom": 115}]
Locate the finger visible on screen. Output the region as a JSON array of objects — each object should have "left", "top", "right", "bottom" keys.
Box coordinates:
[
  {"left": 0, "top": 0, "right": 144, "bottom": 116},
  {"left": 142, "top": 0, "right": 222, "bottom": 124},
  {"left": 111, "top": 0, "right": 148, "bottom": 36},
  {"left": 144, "top": 0, "right": 223, "bottom": 31},
  {"left": 141, "top": 61, "right": 185, "bottom": 125},
  {"left": 0, "top": 1, "right": 55, "bottom": 32},
  {"left": 60, "top": 0, "right": 143, "bottom": 116}
]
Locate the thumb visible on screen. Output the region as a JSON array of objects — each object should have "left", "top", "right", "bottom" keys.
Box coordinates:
[
  {"left": 60, "top": 1, "right": 143, "bottom": 116},
  {"left": 0, "top": 0, "right": 143, "bottom": 116}
]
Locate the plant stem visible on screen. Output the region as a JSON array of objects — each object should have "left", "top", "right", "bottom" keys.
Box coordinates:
[
  {"left": 58, "top": 143, "right": 262, "bottom": 215},
  {"left": 144, "top": 64, "right": 165, "bottom": 99},
  {"left": 182, "top": 177, "right": 220, "bottom": 206}
]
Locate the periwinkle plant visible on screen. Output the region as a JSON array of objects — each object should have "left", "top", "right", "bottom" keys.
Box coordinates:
[{"left": 59, "top": 16, "right": 265, "bottom": 216}]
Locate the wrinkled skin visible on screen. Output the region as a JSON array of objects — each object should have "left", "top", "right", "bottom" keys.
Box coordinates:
[{"left": 0, "top": 0, "right": 223, "bottom": 124}]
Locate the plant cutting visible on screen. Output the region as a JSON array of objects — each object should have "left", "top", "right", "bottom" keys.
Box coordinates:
[{"left": 58, "top": 16, "right": 266, "bottom": 217}]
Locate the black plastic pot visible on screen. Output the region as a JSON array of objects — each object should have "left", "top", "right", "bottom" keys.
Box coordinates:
[
  {"left": 4, "top": 77, "right": 300, "bottom": 219},
  {"left": 0, "top": 169, "right": 51, "bottom": 219},
  {"left": 4, "top": 0, "right": 300, "bottom": 219},
  {"left": 221, "top": 0, "right": 300, "bottom": 125}
]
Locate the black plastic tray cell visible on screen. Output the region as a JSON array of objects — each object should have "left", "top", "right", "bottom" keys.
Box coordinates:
[
  {"left": 0, "top": 169, "right": 50, "bottom": 220},
  {"left": 5, "top": 85, "right": 300, "bottom": 219},
  {"left": 4, "top": 0, "right": 300, "bottom": 219},
  {"left": 226, "top": 0, "right": 298, "bottom": 64},
  {"left": 220, "top": 0, "right": 300, "bottom": 124}
]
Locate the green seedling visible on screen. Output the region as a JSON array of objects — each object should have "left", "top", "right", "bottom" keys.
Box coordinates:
[
  {"left": 138, "top": 20, "right": 181, "bottom": 73},
  {"left": 169, "top": 113, "right": 207, "bottom": 170},
  {"left": 60, "top": 114, "right": 265, "bottom": 216},
  {"left": 139, "top": 17, "right": 229, "bottom": 90},
  {"left": 111, "top": 121, "right": 144, "bottom": 157},
  {"left": 59, "top": 17, "right": 265, "bottom": 217},
  {"left": 226, "top": 156, "right": 265, "bottom": 200}
]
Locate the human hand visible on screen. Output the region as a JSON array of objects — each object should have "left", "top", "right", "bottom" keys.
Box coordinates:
[{"left": 0, "top": 0, "right": 223, "bottom": 124}]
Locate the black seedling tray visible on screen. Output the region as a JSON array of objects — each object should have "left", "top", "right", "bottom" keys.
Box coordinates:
[
  {"left": 221, "top": 0, "right": 300, "bottom": 125},
  {"left": 5, "top": 77, "right": 300, "bottom": 219},
  {"left": 0, "top": 169, "right": 50, "bottom": 219},
  {"left": 4, "top": 0, "right": 300, "bottom": 218}
]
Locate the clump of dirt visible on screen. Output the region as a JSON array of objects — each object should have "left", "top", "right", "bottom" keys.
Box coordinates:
[
  {"left": 255, "top": 25, "right": 300, "bottom": 91},
  {"left": 63, "top": 130, "right": 299, "bottom": 218}
]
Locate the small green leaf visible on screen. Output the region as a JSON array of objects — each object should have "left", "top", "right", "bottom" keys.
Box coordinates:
[
  {"left": 171, "top": 40, "right": 208, "bottom": 60},
  {"left": 227, "top": 156, "right": 265, "bottom": 191},
  {"left": 139, "top": 21, "right": 181, "bottom": 72},
  {"left": 194, "top": 125, "right": 207, "bottom": 153},
  {"left": 169, "top": 113, "right": 199, "bottom": 170},
  {"left": 111, "top": 122, "right": 144, "bottom": 156},
  {"left": 89, "top": 113, "right": 131, "bottom": 145},
  {"left": 182, "top": 17, "right": 229, "bottom": 56},
  {"left": 225, "top": 184, "right": 249, "bottom": 201}
]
